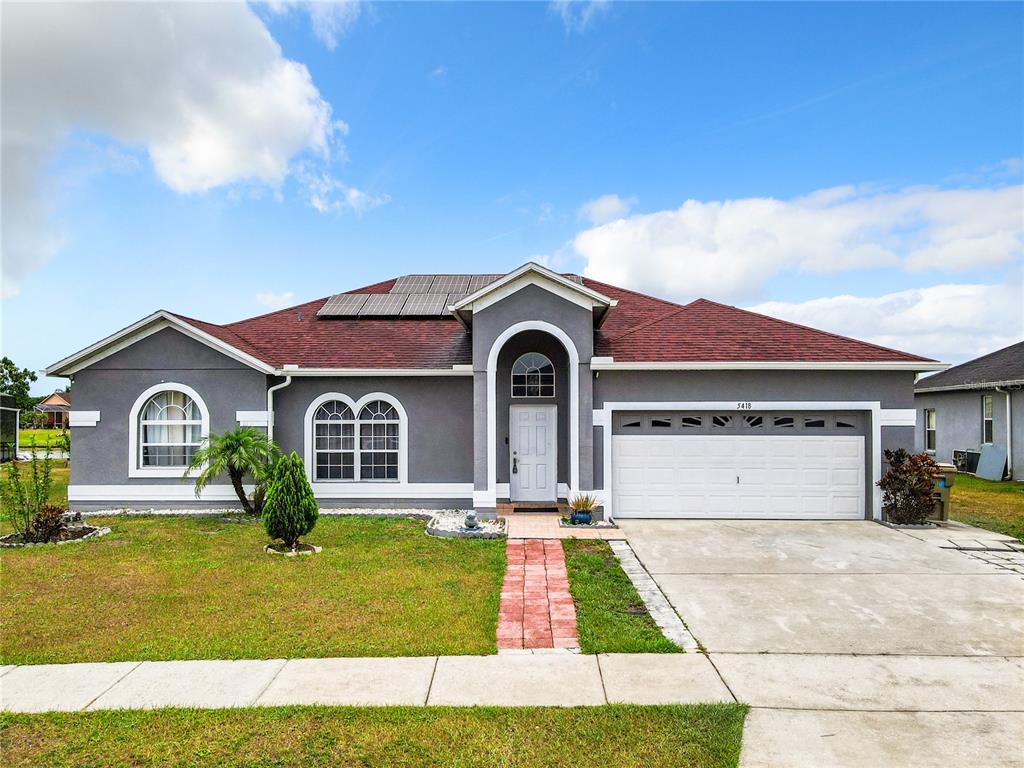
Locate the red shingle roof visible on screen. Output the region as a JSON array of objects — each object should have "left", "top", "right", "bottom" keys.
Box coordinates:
[{"left": 169, "top": 274, "right": 933, "bottom": 369}]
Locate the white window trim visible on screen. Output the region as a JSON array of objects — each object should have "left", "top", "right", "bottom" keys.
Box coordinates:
[
  {"left": 302, "top": 392, "right": 409, "bottom": 485},
  {"left": 924, "top": 408, "right": 937, "bottom": 453},
  {"left": 127, "top": 383, "right": 210, "bottom": 478},
  {"left": 511, "top": 352, "right": 556, "bottom": 398},
  {"left": 594, "top": 400, "right": 908, "bottom": 522},
  {"left": 982, "top": 395, "right": 994, "bottom": 444}
]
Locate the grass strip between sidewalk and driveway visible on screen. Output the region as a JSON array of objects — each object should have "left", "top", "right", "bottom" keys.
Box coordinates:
[
  {"left": 950, "top": 474, "right": 1024, "bottom": 542},
  {"left": 563, "top": 539, "right": 679, "bottom": 654},
  {"left": 1, "top": 515, "right": 505, "bottom": 664},
  {"left": 0, "top": 704, "right": 748, "bottom": 768}
]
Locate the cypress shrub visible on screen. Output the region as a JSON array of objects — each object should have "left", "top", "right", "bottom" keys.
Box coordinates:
[{"left": 261, "top": 452, "right": 319, "bottom": 549}]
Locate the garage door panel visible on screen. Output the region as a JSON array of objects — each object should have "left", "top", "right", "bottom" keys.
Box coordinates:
[{"left": 613, "top": 434, "right": 864, "bottom": 520}]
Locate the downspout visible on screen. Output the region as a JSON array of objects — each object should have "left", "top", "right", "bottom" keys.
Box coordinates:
[
  {"left": 266, "top": 374, "right": 293, "bottom": 443},
  {"left": 995, "top": 387, "right": 1012, "bottom": 479}
]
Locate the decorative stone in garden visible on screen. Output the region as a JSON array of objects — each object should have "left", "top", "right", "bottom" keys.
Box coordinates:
[{"left": 426, "top": 510, "right": 506, "bottom": 539}]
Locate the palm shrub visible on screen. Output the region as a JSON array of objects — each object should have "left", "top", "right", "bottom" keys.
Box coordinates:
[
  {"left": 261, "top": 451, "right": 319, "bottom": 550},
  {"left": 878, "top": 448, "right": 939, "bottom": 525},
  {"left": 187, "top": 428, "right": 281, "bottom": 515}
]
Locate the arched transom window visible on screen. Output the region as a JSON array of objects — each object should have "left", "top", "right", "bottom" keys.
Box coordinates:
[
  {"left": 313, "top": 399, "right": 400, "bottom": 481},
  {"left": 139, "top": 390, "right": 203, "bottom": 468},
  {"left": 512, "top": 352, "right": 555, "bottom": 398}
]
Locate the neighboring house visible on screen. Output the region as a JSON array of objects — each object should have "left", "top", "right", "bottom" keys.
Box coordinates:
[
  {"left": 914, "top": 341, "right": 1023, "bottom": 480},
  {"left": 0, "top": 392, "right": 19, "bottom": 462},
  {"left": 34, "top": 390, "right": 72, "bottom": 429},
  {"left": 46, "top": 262, "right": 943, "bottom": 518}
]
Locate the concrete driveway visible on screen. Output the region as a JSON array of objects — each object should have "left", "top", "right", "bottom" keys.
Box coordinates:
[{"left": 619, "top": 519, "right": 1024, "bottom": 768}]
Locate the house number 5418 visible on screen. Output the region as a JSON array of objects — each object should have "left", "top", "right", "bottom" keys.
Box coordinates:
[{"left": 736, "top": 402, "right": 752, "bottom": 410}]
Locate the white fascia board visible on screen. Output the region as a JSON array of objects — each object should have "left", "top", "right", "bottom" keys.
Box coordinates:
[
  {"left": 450, "top": 262, "right": 615, "bottom": 312},
  {"left": 277, "top": 367, "right": 473, "bottom": 377},
  {"left": 589, "top": 360, "right": 947, "bottom": 372},
  {"left": 915, "top": 379, "right": 1024, "bottom": 393},
  {"left": 69, "top": 410, "right": 100, "bottom": 427},
  {"left": 46, "top": 311, "right": 275, "bottom": 376}
]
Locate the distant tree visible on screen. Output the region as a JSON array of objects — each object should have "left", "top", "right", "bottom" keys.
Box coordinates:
[
  {"left": 187, "top": 428, "right": 281, "bottom": 515},
  {"left": 261, "top": 452, "right": 319, "bottom": 550},
  {"left": 0, "top": 358, "right": 38, "bottom": 411}
]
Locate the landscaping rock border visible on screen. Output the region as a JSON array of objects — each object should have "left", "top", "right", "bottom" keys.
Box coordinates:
[
  {"left": 0, "top": 526, "right": 111, "bottom": 548},
  {"left": 878, "top": 520, "right": 938, "bottom": 530},
  {"left": 264, "top": 543, "right": 323, "bottom": 556},
  {"left": 557, "top": 518, "right": 619, "bottom": 530}
]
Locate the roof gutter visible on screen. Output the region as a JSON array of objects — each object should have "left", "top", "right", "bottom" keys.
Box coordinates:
[
  {"left": 915, "top": 379, "right": 1024, "bottom": 394},
  {"left": 589, "top": 359, "right": 947, "bottom": 372},
  {"left": 996, "top": 386, "right": 1013, "bottom": 479}
]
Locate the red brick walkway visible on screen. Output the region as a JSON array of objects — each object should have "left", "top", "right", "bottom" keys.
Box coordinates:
[{"left": 497, "top": 538, "right": 579, "bottom": 650}]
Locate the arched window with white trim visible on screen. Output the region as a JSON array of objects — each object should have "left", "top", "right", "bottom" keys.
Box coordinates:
[
  {"left": 127, "top": 384, "right": 210, "bottom": 477},
  {"left": 358, "top": 400, "right": 400, "bottom": 480},
  {"left": 313, "top": 401, "right": 355, "bottom": 480},
  {"left": 512, "top": 352, "right": 555, "bottom": 397}
]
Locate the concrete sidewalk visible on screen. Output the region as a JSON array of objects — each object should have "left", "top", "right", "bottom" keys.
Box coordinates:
[{"left": 0, "top": 653, "right": 732, "bottom": 712}]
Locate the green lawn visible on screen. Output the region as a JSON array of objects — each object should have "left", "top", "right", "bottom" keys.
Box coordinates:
[
  {"left": 0, "top": 516, "right": 505, "bottom": 664},
  {"left": 563, "top": 539, "right": 679, "bottom": 654},
  {"left": 0, "top": 704, "right": 748, "bottom": 768},
  {"left": 17, "top": 428, "right": 66, "bottom": 449},
  {"left": 950, "top": 474, "right": 1024, "bottom": 542}
]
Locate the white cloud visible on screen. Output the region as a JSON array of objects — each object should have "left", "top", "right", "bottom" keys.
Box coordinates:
[
  {"left": 298, "top": 167, "right": 390, "bottom": 214},
  {"left": 256, "top": 290, "right": 297, "bottom": 310},
  {"left": 578, "top": 193, "right": 635, "bottom": 225},
  {"left": 550, "top": 0, "right": 610, "bottom": 33},
  {"left": 262, "top": 1, "right": 362, "bottom": 51},
  {"left": 0, "top": 2, "right": 356, "bottom": 297},
  {"left": 575, "top": 183, "right": 1023, "bottom": 304},
  {"left": 429, "top": 65, "right": 448, "bottom": 80},
  {"left": 746, "top": 277, "right": 1023, "bottom": 364}
]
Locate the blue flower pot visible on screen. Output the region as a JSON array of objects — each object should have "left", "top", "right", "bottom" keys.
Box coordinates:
[{"left": 570, "top": 510, "right": 593, "bottom": 525}]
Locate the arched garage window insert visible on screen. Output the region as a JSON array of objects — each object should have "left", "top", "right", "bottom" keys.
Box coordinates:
[
  {"left": 512, "top": 353, "right": 555, "bottom": 397},
  {"left": 128, "top": 383, "right": 210, "bottom": 478}
]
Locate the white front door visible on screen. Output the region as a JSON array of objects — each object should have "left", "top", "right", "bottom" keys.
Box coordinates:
[{"left": 510, "top": 405, "right": 557, "bottom": 502}]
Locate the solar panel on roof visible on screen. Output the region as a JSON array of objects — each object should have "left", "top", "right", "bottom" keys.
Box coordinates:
[
  {"left": 317, "top": 293, "right": 368, "bottom": 316},
  {"left": 429, "top": 275, "right": 470, "bottom": 294},
  {"left": 400, "top": 293, "right": 448, "bottom": 316},
  {"left": 391, "top": 275, "right": 435, "bottom": 294},
  {"left": 445, "top": 292, "right": 468, "bottom": 307},
  {"left": 468, "top": 274, "right": 502, "bottom": 292},
  {"left": 360, "top": 293, "right": 408, "bottom": 315}
]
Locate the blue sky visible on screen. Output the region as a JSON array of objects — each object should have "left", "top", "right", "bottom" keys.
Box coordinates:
[{"left": 2, "top": 1, "right": 1022, "bottom": 394}]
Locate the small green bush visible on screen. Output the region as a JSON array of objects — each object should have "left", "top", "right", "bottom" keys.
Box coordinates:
[{"left": 261, "top": 451, "right": 319, "bottom": 549}]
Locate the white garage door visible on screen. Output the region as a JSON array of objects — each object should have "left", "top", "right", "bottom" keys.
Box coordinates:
[{"left": 612, "top": 435, "right": 865, "bottom": 519}]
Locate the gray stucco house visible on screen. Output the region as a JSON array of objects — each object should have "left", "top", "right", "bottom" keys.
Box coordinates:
[
  {"left": 914, "top": 341, "right": 1023, "bottom": 480},
  {"left": 47, "top": 262, "right": 944, "bottom": 519}
]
